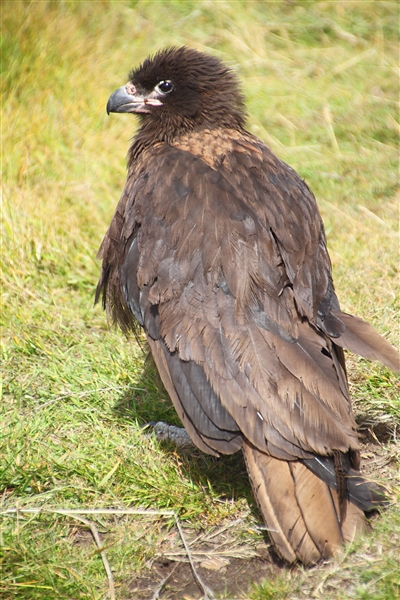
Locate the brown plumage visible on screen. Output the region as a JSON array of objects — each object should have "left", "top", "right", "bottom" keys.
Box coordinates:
[{"left": 97, "top": 47, "right": 399, "bottom": 565}]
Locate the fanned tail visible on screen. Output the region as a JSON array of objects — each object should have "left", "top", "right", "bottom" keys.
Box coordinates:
[{"left": 242, "top": 440, "right": 384, "bottom": 565}]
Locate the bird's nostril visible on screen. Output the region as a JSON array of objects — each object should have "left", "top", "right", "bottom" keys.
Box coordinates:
[{"left": 125, "top": 82, "right": 136, "bottom": 95}]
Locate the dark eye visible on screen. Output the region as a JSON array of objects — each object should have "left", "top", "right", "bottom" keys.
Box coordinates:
[{"left": 155, "top": 80, "right": 174, "bottom": 94}]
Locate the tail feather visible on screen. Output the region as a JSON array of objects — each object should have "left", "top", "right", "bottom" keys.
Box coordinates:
[
  {"left": 330, "top": 489, "right": 370, "bottom": 544},
  {"left": 243, "top": 440, "right": 376, "bottom": 564},
  {"left": 288, "top": 461, "right": 344, "bottom": 558},
  {"left": 332, "top": 311, "right": 400, "bottom": 373},
  {"left": 303, "top": 455, "right": 388, "bottom": 512},
  {"left": 242, "top": 440, "right": 320, "bottom": 564}
]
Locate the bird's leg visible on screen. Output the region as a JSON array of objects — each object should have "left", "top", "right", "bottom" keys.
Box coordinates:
[{"left": 143, "top": 421, "right": 195, "bottom": 448}]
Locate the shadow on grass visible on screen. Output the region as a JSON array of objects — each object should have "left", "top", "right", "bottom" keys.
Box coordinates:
[
  {"left": 113, "top": 352, "right": 180, "bottom": 426},
  {"left": 111, "top": 356, "right": 278, "bottom": 539}
]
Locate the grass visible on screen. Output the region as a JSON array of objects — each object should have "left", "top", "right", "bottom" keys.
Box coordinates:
[{"left": 1, "top": 0, "right": 399, "bottom": 598}]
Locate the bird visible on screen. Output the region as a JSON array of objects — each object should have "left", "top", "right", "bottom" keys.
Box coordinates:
[{"left": 96, "top": 46, "right": 399, "bottom": 565}]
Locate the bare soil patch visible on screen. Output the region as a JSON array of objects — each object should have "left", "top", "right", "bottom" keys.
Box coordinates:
[{"left": 130, "top": 554, "right": 282, "bottom": 600}]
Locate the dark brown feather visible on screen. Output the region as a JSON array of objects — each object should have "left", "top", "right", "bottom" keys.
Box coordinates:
[
  {"left": 97, "top": 47, "right": 398, "bottom": 565},
  {"left": 332, "top": 311, "right": 400, "bottom": 373}
]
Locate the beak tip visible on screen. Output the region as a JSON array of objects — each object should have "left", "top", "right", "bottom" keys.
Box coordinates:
[
  {"left": 106, "top": 85, "right": 137, "bottom": 115},
  {"left": 106, "top": 96, "right": 114, "bottom": 115}
]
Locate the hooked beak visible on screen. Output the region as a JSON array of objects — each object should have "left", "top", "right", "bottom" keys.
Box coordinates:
[{"left": 106, "top": 84, "right": 162, "bottom": 115}]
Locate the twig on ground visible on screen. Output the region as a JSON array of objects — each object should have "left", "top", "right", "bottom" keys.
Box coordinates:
[
  {"left": 160, "top": 547, "right": 256, "bottom": 561},
  {"left": 202, "top": 518, "right": 244, "bottom": 541},
  {"left": 70, "top": 514, "right": 115, "bottom": 600},
  {"left": 151, "top": 562, "right": 179, "bottom": 600},
  {"left": 174, "top": 515, "right": 215, "bottom": 599},
  {"left": 36, "top": 385, "right": 146, "bottom": 410}
]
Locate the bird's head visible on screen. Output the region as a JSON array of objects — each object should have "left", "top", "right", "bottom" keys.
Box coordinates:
[{"left": 106, "top": 47, "right": 246, "bottom": 139}]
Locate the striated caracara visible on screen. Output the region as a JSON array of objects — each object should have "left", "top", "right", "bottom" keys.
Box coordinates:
[{"left": 96, "top": 47, "right": 399, "bottom": 565}]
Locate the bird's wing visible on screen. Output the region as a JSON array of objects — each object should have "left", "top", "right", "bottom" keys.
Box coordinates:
[{"left": 99, "top": 142, "right": 362, "bottom": 460}]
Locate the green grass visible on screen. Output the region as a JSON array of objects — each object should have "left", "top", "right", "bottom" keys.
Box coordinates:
[{"left": 1, "top": 1, "right": 399, "bottom": 598}]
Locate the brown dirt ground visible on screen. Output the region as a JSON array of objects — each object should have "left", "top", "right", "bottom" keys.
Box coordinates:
[{"left": 129, "top": 555, "right": 281, "bottom": 600}]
